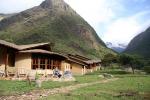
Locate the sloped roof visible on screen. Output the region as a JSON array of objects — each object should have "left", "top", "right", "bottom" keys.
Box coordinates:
[
  {"left": 68, "top": 54, "right": 90, "bottom": 60},
  {"left": 84, "top": 60, "right": 101, "bottom": 64},
  {"left": 68, "top": 59, "right": 87, "bottom": 66},
  {"left": 68, "top": 54, "right": 101, "bottom": 65},
  {"left": 19, "top": 42, "right": 50, "bottom": 50},
  {"left": 0, "top": 39, "right": 50, "bottom": 50},
  {"left": 19, "top": 49, "right": 67, "bottom": 59},
  {"left": 0, "top": 40, "right": 19, "bottom": 50},
  {"left": 74, "top": 54, "right": 91, "bottom": 60}
]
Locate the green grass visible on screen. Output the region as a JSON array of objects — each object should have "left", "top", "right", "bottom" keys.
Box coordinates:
[
  {"left": 1, "top": 69, "right": 150, "bottom": 100},
  {"left": 0, "top": 74, "right": 102, "bottom": 96},
  {"left": 0, "top": 80, "right": 35, "bottom": 96},
  {"left": 43, "top": 69, "right": 150, "bottom": 100},
  {"left": 75, "top": 74, "right": 102, "bottom": 83}
]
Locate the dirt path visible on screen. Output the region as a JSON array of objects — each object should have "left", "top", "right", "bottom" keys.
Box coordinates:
[{"left": 0, "top": 78, "right": 118, "bottom": 100}]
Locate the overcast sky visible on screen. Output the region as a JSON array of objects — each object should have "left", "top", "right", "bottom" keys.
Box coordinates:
[{"left": 0, "top": 0, "right": 150, "bottom": 46}]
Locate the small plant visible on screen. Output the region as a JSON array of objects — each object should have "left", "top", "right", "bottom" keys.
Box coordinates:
[
  {"left": 35, "top": 72, "right": 40, "bottom": 80},
  {"left": 35, "top": 72, "right": 42, "bottom": 88}
]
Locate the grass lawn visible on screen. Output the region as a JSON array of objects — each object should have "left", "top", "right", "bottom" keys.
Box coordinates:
[
  {"left": 0, "top": 74, "right": 102, "bottom": 96},
  {"left": 44, "top": 70, "right": 150, "bottom": 100}
]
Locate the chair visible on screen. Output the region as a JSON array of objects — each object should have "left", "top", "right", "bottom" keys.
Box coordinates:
[
  {"left": 0, "top": 70, "right": 5, "bottom": 77},
  {"left": 17, "top": 68, "right": 27, "bottom": 78},
  {"left": 45, "top": 69, "right": 53, "bottom": 77}
]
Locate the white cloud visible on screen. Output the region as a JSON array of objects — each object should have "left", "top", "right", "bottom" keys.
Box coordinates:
[
  {"left": 0, "top": 0, "right": 44, "bottom": 13},
  {"left": 0, "top": 0, "right": 150, "bottom": 45},
  {"left": 64, "top": 0, "right": 116, "bottom": 28},
  {"left": 102, "top": 11, "right": 150, "bottom": 45},
  {"left": 65, "top": 0, "right": 150, "bottom": 45}
]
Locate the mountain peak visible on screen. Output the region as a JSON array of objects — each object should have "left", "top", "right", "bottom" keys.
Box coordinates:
[
  {"left": 40, "top": 0, "right": 53, "bottom": 9},
  {"left": 40, "top": 0, "right": 65, "bottom": 9},
  {"left": 106, "top": 42, "right": 127, "bottom": 53},
  {"left": 0, "top": 0, "right": 114, "bottom": 58}
]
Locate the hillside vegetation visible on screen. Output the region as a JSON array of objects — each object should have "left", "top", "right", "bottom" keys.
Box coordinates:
[
  {"left": 0, "top": 0, "right": 114, "bottom": 58},
  {"left": 125, "top": 27, "right": 150, "bottom": 59}
]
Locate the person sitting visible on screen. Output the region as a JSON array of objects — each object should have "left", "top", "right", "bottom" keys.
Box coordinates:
[{"left": 53, "top": 67, "right": 62, "bottom": 78}]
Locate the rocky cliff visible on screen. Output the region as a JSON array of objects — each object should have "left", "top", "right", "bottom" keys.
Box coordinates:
[{"left": 125, "top": 27, "right": 150, "bottom": 58}]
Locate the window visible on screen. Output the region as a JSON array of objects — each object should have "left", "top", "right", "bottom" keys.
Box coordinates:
[
  {"left": 32, "top": 59, "right": 38, "bottom": 69},
  {"left": 47, "top": 59, "right": 51, "bottom": 69},
  {"left": 31, "top": 55, "right": 61, "bottom": 70},
  {"left": 40, "top": 59, "right": 46, "bottom": 69},
  {"left": 53, "top": 60, "right": 61, "bottom": 70}
]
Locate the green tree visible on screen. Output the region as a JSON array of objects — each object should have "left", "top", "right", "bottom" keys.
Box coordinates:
[
  {"left": 102, "top": 53, "right": 118, "bottom": 67},
  {"left": 119, "top": 54, "right": 144, "bottom": 74}
]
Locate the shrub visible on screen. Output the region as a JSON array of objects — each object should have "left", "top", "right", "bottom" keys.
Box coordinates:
[{"left": 143, "top": 66, "right": 150, "bottom": 74}]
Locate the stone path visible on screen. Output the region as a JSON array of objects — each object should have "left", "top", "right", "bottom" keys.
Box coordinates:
[{"left": 0, "top": 78, "right": 118, "bottom": 100}]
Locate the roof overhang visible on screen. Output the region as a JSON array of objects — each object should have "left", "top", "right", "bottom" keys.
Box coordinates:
[
  {"left": 67, "top": 59, "right": 87, "bottom": 66},
  {"left": 18, "top": 49, "right": 67, "bottom": 59},
  {"left": 0, "top": 40, "right": 19, "bottom": 50},
  {"left": 18, "top": 42, "right": 51, "bottom": 50},
  {"left": 0, "top": 39, "right": 51, "bottom": 51}
]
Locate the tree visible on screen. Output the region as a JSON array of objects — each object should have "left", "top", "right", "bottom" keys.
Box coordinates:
[
  {"left": 102, "top": 53, "right": 118, "bottom": 67},
  {"left": 119, "top": 54, "right": 144, "bottom": 74}
]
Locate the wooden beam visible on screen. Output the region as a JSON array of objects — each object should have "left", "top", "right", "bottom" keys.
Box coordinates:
[
  {"left": 38, "top": 58, "right": 40, "bottom": 69},
  {"left": 51, "top": 60, "right": 53, "bottom": 69},
  {"left": 45, "top": 59, "right": 48, "bottom": 69},
  {"left": 4, "top": 52, "right": 9, "bottom": 77}
]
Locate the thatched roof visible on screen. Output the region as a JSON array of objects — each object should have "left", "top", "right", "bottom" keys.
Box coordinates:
[
  {"left": 68, "top": 56, "right": 86, "bottom": 64},
  {"left": 0, "top": 39, "right": 51, "bottom": 50},
  {"left": 84, "top": 60, "right": 101, "bottom": 64},
  {"left": 19, "top": 49, "right": 67, "bottom": 59},
  {"left": 68, "top": 59, "right": 87, "bottom": 66},
  {"left": 74, "top": 54, "right": 91, "bottom": 60},
  {"left": 19, "top": 43, "right": 50, "bottom": 50},
  {"left": 68, "top": 54, "right": 90, "bottom": 60},
  {"left": 0, "top": 40, "right": 19, "bottom": 50},
  {"left": 68, "top": 54, "right": 101, "bottom": 65}
]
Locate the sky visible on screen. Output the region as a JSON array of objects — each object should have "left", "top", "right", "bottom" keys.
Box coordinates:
[{"left": 0, "top": 0, "right": 150, "bottom": 46}]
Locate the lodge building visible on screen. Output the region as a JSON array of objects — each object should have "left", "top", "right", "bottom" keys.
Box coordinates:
[{"left": 0, "top": 39, "right": 101, "bottom": 77}]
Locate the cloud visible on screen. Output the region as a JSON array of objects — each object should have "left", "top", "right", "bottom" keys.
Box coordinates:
[
  {"left": 0, "top": 0, "right": 44, "bottom": 13},
  {"left": 0, "top": 0, "right": 150, "bottom": 45},
  {"left": 65, "top": 0, "right": 150, "bottom": 45},
  {"left": 64, "top": 0, "right": 116, "bottom": 27},
  {"left": 102, "top": 11, "right": 150, "bottom": 45}
]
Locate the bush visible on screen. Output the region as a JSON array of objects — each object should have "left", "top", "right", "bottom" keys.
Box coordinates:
[{"left": 143, "top": 66, "right": 150, "bottom": 74}]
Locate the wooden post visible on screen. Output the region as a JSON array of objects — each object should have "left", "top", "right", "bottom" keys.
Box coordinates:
[
  {"left": 51, "top": 60, "right": 53, "bottom": 69},
  {"left": 83, "top": 66, "right": 86, "bottom": 75},
  {"left": 82, "top": 66, "right": 84, "bottom": 75},
  {"left": 59, "top": 61, "right": 61, "bottom": 70},
  {"left": 38, "top": 58, "right": 40, "bottom": 69},
  {"left": 90, "top": 64, "right": 92, "bottom": 72},
  {"left": 45, "top": 59, "right": 48, "bottom": 69},
  {"left": 5, "top": 53, "right": 9, "bottom": 77}
]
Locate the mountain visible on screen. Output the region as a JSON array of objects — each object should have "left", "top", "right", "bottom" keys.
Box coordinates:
[
  {"left": 125, "top": 27, "right": 150, "bottom": 58},
  {"left": 0, "top": 13, "right": 15, "bottom": 21},
  {"left": 0, "top": 0, "right": 115, "bottom": 58},
  {"left": 106, "top": 42, "right": 126, "bottom": 53}
]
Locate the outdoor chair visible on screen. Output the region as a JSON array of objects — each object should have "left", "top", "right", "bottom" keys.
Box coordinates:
[
  {"left": 17, "top": 68, "right": 27, "bottom": 78},
  {"left": 45, "top": 69, "right": 53, "bottom": 77},
  {"left": 0, "top": 70, "right": 5, "bottom": 77}
]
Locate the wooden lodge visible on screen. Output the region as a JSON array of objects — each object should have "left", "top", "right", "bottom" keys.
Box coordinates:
[
  {"left": 67, "top": 54, "right": 101, "bottom": 75},
  {"left": 0, "top": 39, "right": 101, "bottom": 77}
]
